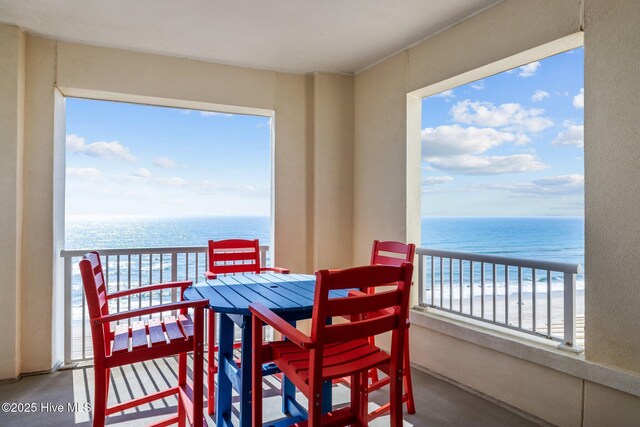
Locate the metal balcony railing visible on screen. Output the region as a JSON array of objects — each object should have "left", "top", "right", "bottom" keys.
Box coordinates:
[
  {"left": 416, "top": 248, "right": 582, "bottom": 348},
  {"left": 60, "top": 245, "right": 269, "bottom": 364}
]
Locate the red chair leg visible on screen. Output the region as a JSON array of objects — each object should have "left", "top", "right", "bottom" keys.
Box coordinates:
[
  {"left": 389, "top": 365, "right": 402, "bottom": 427},
  {"left": 193, "top": 307, "right": 205, "bottom": 427},
  {"left": 93, "top": 364, "right": 107, "bottom": 427},
  {"left": 207, "top": 309, "right": 216, "bottom": 415},
  {"left": 178, "top": 352, "right": 187, "bottom": 427},
  {"left": 403, "top": 332, "right": 415, "bottom": 414},
  {"left": 251, "top": 316, "right": 263, "bottom": 427}
]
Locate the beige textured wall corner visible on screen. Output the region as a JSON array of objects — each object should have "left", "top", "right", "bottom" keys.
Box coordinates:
[
  {"left": 20, "top": 35, "right": 58, "bottom": 373},
  {"left": 583, "top": 382, "right": 640, "bottom": 426},
  {"left": 584, "top": 0, "right": 640, "bottom": 374},
  {"left": 353, "top": 53, "right": 409, "bottom": 265},
  {"left": 313, "top": 73, "right": 354, "bottom": 270},
  {"left": 0, "top": 24, "right": 25, "bottom": 380},
  {"left": 273, "top": 72, "right": 315, "bottom": 273}
]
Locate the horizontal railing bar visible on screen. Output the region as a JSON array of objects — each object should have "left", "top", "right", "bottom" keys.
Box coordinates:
[
  {"left": 61, "top": 245, "right": 270, "bottom": 258},
  {"left": 417, "top": 248, "right": 581, "bottom": 274},
  {"left": 424, "top": 306, "right": 563, "bottom": 344}
]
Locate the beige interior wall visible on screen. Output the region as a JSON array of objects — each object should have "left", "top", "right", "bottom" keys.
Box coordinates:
[
  {"left": 273, "top": 72, "right": 315, "bottom": 272},
  {"left": 21, "top": 35, "right": 58, "bottom": 373},
  {"left": 583, "top": 0, "right": 640, "bottom": 374},
  {"left": 313, "top": 73, "right": 354, "bottom": 270},
  {"left": 583, "top": 382, "right": 640, "bottom": 426},
  {"left": 0, "top": 25, "right": 25, "bottom": 380},
  {"left": 353, "top": 53, "right": 410, "bottom": 265}
]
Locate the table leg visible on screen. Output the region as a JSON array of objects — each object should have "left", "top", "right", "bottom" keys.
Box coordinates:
[{"left": 216, "top": 313, "right": 233, "bottom": 427}]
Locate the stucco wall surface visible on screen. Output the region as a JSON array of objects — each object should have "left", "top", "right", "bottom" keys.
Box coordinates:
[
  {"left": 583, "top": 0, "right": 640, "bottom": 374},
  {"left": 313, "top": 73, "right": 354, "bottom": 270},
  {"left": 0, "top": 24, "right": 24, "bottom": 380}
]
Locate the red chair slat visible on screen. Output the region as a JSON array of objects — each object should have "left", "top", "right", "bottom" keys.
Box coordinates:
[
  {"left": 112, "top": 323, "right": 129, "bottom": 354},
  {"left": 131, "top": 321, "right": 148, "bottom": 350},
  {"left": 212, "top": 263, "right": 260, "bottom": 275},
  {"left": 148, "top": 318, "right": 166, "bottom": 346},
  {"left": 178, "top": 313, "right": 194, "bottom": 338},
  {"left": 163, "top": 316, "right": 184, "bottom": 342},
  {"left": 212, "top": 251, "right": 257, "bottom": 262},
  {"left": 325, "top": 289, "right": 399, "bottom": 317}
]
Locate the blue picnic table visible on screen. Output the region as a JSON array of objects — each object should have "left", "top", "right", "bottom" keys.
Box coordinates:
[{"left": 184, "top": 273, "right": 349, "bottom": 427}]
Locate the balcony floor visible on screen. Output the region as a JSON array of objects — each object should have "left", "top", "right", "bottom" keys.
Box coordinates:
[{"left": 0, "top": 356, "right": 539, "bottom": 426}]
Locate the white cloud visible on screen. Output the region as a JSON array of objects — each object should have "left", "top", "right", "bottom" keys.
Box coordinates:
[
  {"left": 451, "top": 100, "right": 553, "bottom": 133},
  {"left": 66, "top": 167, "right": 102, "bottom": 181},
  {"left": 153, "top": 156, "right": 182, "bottom": 169},
  {"left": 471, "top": 80, "right": 485, "bottom": 90},
  {"left": 519, "top": 61, "right": 541, "bottom": 77},
  {"left": 532, "top": 90, "right": 550, "bottom": 102},
  {"left": 421, "top": 125, "right": 519, "bottom": 157},
  {"left": 422, "top": 125, "right": 544, "bottom": 175},
  {"left": 432, "top": 89, "right": 455, "bottom": 98},
  {"left": 492, "top": 174, "right": 584, "bottom": 196},
  {"left": 573, "top": 88, "right": 584, "bottom": 109},
  {"left": 66, "top": 134, "right": 136, "bottom": 162},
  {"left": 552, "top": 123, "right": 584, "bottom": 148},
  {"left": 132, "top": 168, "right": 151, "bottom": 178},
  {"left": 422, "top": 176, "right": 454, "bottom": 185},
  {"left": 200, "top": 111, "right": 233, "bottom": 117},
  {"left": 425, "top": 154, "right": 547, "bottom": 175}
]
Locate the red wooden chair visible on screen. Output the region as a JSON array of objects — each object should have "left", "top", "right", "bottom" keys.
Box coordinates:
[
  {"left": 365, "top": 240, "right": 416, "bottom": 420},
  {"left": 204, "top": 239, "right": 290, "bottom": 415},
  {"left": 79, "top": 251, "right": 207, "bottom": 427},
  {"left": 251, "top": 263, "right": 414, "bottom": 427}
]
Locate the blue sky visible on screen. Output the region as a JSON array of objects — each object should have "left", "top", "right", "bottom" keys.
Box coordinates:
[
  {"left": 65, "top": 100, "right": 272, "bottom": 216},
  {"left": 421, "top": 47, "right": 584, "bottom": 217}
]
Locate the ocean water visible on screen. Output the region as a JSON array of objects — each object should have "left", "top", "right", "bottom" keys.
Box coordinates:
[
  {"left": 66, "top": 215, "right": 272, "bottom": 250},
  {"left": 421, "top": 216, "right": 584, "bottom": 266}
]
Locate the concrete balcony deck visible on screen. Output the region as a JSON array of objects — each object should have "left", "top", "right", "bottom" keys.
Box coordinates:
[{"left": 0, "top": 355, "right": 538, "bottom": 426}]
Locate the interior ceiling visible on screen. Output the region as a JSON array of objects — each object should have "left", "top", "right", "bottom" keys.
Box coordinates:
[{"left": 0, "top": 0, "right": 501, "bottom": 75}]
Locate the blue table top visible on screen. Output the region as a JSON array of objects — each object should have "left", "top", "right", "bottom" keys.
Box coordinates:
[{"left": 183, "top": 273, "right": 350, "bottom": 316}]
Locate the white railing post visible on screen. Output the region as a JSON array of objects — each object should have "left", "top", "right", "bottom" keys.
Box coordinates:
[
  {"left": 260, "top": 245, "right": 268, "bottom": 267},
  {"left": 563, "top": 272, "right": 577, "bottom": 347},
  {"left": 63, "top": 255, "right": 73, "bottom": 365}
]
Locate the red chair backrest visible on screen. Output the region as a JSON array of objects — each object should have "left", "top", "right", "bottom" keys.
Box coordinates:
[
  {"left": 310, "top": 263, "right": 413, "bottom": 345},
  {"left": 370, "top": 240, "right": 416, "bottom": 267},
  {"left": 79, "top": 251, "right": 111, "bottom": 356},
  {"left": 207, "top": 239, "right": 262, "bottom": 276}
]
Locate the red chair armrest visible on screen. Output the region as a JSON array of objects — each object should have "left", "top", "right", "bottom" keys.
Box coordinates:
[
  {"left": 92, "top": 299, "right": 208, "bottom": 324},
  {"left": 107, "top": 280, "right": 192, "bottom": 300},
  {"left": 249, "top": 302, "right": 314, "bottom": 349},
  {"left": 204, "top": 271, "right": 217, "bottom": 280},
  {"left": 259, "top": 267, "right": 290, "bottom": 274}
]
